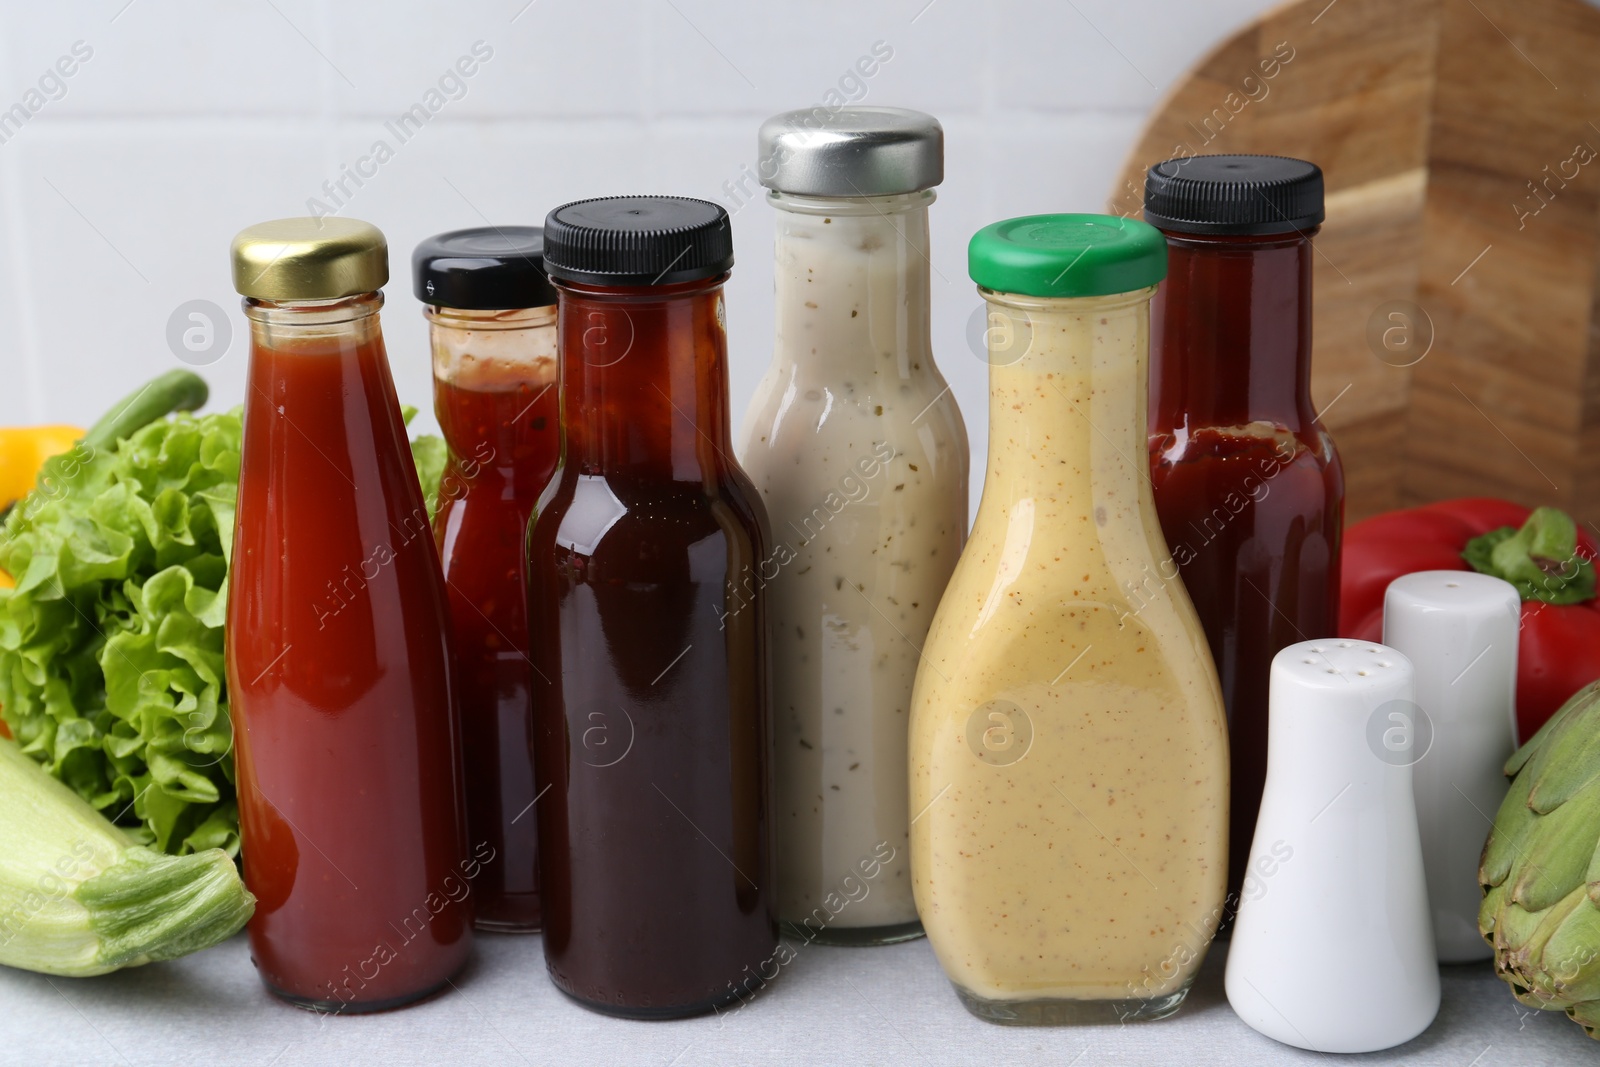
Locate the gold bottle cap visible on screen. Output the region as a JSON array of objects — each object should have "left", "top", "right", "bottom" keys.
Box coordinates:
[{"left": 231, "top": 217, "right": 389, "bottom": 301}]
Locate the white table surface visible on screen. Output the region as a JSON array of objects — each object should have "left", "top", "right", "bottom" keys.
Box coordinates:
[{"left": 2, "top": 931, "right": 1593, "bottom": 1066}]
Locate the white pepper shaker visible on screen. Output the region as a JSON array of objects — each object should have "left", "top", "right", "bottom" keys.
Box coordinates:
[
  {"left": 1383, "top": 570, "right": 1519, "bottom": 963},
  {"left": 1226, "top": 639, "right": 1439, "bottom": 1054}
]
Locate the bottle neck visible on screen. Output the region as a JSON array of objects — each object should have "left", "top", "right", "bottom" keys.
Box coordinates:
[
  {"left": 556, "top": 275, "right": 735, "bottom": 481},
  {"left": 770, "top": 190, "right": 934, "bottom": 378},
  {"left": 1149, "top": 230, "right": 1315, "bottom": 432},
  {"left": 238, "top": 290, "right": 421, "bottom": 534},
  {"left": 427, "top": 304, "right": 558, "bottom": 491},
  {"left": 426, "top": 303, "right": 557, "bottom": 344},
  {"left": 981, "top": 287, "right": 1153, "bottom": 503},
  {"left": 244, "top": 291, "right": 385, "bottom": 349}
]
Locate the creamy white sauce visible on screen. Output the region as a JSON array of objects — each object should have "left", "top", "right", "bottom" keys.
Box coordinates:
[{"left": 739, "top": 191, "right": 968, "bottom": 932}]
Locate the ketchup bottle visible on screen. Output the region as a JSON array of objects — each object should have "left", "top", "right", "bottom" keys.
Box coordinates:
[
  {"left": 1143, "top": 156, "right": 1346, "bottom": 908},
  {"left": 529, "top": 196, "right": 777, "bottom": 1018},
  {"left": 228, "top": 218, "right": 472, "bottom": 1012},
  {"left": 416, "top": 227, "right": 559, "bottom": 933}
]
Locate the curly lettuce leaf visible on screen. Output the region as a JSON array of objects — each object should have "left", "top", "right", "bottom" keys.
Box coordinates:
[
  {"left": 0, "top": 409, "right": 241, "bottom": 856},
  {"left": 1, "top": 400, "right": 445, "bottom": 857},
  {"left": 412, "top": 436, "right": 448, "bottom": 522},
  {"left": 400, "top": 404, "right": 448, "bottom": 523}
]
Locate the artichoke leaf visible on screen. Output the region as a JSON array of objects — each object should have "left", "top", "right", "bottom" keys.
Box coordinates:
[
  {"left": 1538, "top": 889, "right": 1600, "bottom": 1005},
  {"left": 1481, "top": 881, "right": 1507, "bottom": 942},
  {"left": 1492, "top": 899, "right": 1550, "bottom": 975},
  {"left": 1507, "top": 681, "right": 1598, "bottom": 779},
  {"left": 1571, "top": 998, "right": 1600, "bottom": 1039},
  {"left": 1481, "top": 762, "right": 1540, "bottom": 888},
  {"left": 1507, "top": 782, "right": 1600, "bottom": 912},
  {"left": 1480, "top": 680, "right": 1600, "bottom": 1040},
  {"left": 1526, "top": 698, "right": 1600, "bottom": 813},
  {"left": 1504, "top": 887, "right": 1589, "bottom": 1000}
]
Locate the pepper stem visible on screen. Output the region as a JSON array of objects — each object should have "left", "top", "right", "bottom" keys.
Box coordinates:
[{"left": 1463, "top": 506, "right": 1597, "bottom": 606}]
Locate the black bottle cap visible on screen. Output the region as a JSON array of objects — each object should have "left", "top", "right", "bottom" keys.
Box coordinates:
[
  {"left": 412, "top": 226, "right": 557, "bottom": 310},
  {"left": 1143, "top": 154, "right": 1324, "bottom": 236},
  {"left": 542, "top": 196, "right": 734, "bottom": 287}
]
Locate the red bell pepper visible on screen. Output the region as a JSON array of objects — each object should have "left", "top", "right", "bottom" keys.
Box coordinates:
[{"left": 1340, "top": 498, "right": 1600, "bottom": 741}]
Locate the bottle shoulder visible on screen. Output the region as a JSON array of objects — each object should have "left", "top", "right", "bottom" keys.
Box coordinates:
[
  {"left": 915, "top": 563, "right": 1225, "bottom": 731},
  {"left": 916, "top": 515, "right": 1225, "bottom": 716},
  {"left": 741, "top": 363, "right": 967, "bottom": 469},
  {"left": 748, "top": 346, "right": 959, "bottom": 411},
  {"left": 531, "top": 468, "right": 767, "bottom": 559},
  {"left": 1150, "top": 424, "right": 1341, "bottom": 500},
  {"left": 933, "top": 493, "right": 1194, "bottom": 622}
]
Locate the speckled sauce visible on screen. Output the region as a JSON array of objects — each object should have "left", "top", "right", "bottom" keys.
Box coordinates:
[
  {"left": 738, "top": 191, "right": 969, "bottom": 933},
  {"left": 908, "top": 287, "right": 1228, "bottom": 1005}
]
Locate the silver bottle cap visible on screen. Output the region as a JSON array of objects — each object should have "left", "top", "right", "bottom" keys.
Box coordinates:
[{"left": 757, "top": 106, "right": 943, "bottom": 197}]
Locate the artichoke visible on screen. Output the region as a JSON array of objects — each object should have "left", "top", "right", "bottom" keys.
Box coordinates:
[{"left": 1479, "top": 679, "right": 1600, "bottom": 1039}]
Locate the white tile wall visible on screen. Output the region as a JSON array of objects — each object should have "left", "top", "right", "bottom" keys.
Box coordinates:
[
  {"left": 0, "top": 0, "right": 1283, "bottom": 507},
  {"left": 10, "top": 2, "right": 325, "bottom": 117}
]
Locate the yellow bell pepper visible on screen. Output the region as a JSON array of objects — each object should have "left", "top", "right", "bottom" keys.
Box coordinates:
[
  {"left": 0, "top": 425, "right": 84, "bottom": 508},
  {"left": 0, "top": 424, "right": 85, "bottom": 588}
]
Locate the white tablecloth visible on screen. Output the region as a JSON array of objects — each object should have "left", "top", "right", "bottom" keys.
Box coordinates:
[{"left": 1, "top": 932, "right": 1592, "bottom": 1066}]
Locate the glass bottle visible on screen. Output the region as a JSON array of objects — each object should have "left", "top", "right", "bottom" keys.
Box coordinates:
[
  {"left": 1143, "top": 155, "right": 1344, "bottom": 904},
  {"left": 909, "top": 214, "right": 1228, "bottom": 1025},
  {"left": 227, "top": 217, "right": 472, "bottom": 1012},
  {"left": 528, "top": 196, "right": 777, "bottom": 1018},
  {"left": 416, "top": 227, "right": 559, "bottom": 933},
  {"left": 739, "top": 107, "right": 968, "bottom": 946}
]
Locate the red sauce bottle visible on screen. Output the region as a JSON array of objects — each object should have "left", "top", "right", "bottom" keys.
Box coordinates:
[
  {"left": 227, "top": 218, "right": 472, "bottom": 1012},
  {"left": 529, "top": 197, "right": 777, "bottom": 1018},
  {"left": 415, "top": 228, "right": 559, "bottom": 933},
  {"left": 1143, "top": 157, "right": 1345, "bottom": 906}
]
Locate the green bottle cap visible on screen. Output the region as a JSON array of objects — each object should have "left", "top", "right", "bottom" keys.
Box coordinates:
[{"left": 967, "top": 213, "right": 1167, "bottom": 298}]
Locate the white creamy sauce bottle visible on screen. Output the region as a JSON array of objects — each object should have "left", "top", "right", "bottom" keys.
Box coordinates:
[{"left": 738, "top": 107, "right": 969, "bottom": 944}]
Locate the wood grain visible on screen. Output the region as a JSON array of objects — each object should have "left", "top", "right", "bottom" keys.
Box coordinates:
[{"left": 1111, "top": 0, "right": 1600, "bottom": 527}]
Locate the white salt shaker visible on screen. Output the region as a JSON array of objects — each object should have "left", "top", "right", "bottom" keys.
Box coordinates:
[
  {"left": 1226, "top": 639, "right": 1440, "bottom": 1053},
  {"left": 1383, "top": 571, "right": 1519, "bottom": 963}
]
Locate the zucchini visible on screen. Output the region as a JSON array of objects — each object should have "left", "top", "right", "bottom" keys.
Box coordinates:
[{"left": 0, "top": 738, "right": 254, "bottom": 977}]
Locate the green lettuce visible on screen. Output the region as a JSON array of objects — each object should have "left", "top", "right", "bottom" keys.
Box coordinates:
[
  {"left": 0, "top": 409, "right": 241, "bottom": 856},
  {"left": 0, "top": 397, "right": 448, "bottom": 857},
  {"left": 401, "top": 404, "right": 449, "bottom": 523},
  {"left": 412, "top": 436, "right": 448, "bottom": 522}
]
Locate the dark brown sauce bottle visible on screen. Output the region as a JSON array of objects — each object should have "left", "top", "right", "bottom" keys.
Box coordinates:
[
  {"left": 1143, "top": 156, "right": 1345, "bottom": 910},
  {"left": 528, "top": 196, "right": 777, "bottom": 1018}
]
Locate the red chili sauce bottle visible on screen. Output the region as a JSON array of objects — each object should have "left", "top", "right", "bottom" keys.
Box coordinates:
[
  {"left": 227, "top": 218, "right": 473, "bottom": 1011},
  {"left": 415, "top": 227, "right": 559, "bottom": 933},
  {"left": 1143, "top": 156, "right": 1345, "bottom": 908},
  {"left": 529, "top": 196, "right": 777, "bottom": 1018}
]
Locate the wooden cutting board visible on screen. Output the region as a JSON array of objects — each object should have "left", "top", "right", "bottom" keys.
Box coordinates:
[{"left": 1110, "top": 0, "right": 1600, "bottom": 529}]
